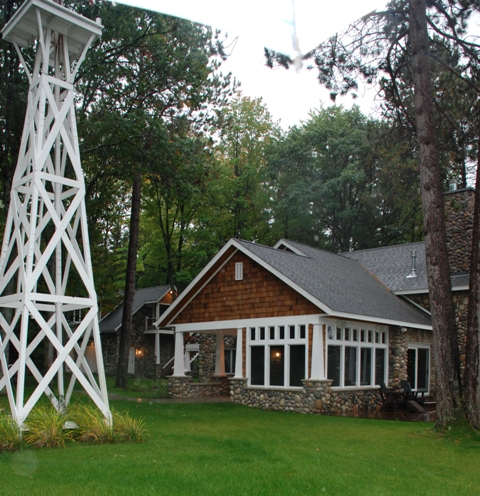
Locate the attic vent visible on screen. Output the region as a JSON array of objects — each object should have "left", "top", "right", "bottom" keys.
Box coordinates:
[
  {"left": 235, "top": 262, "right": 243, "bottom": 281},
  {"left": 406, "top": 250, "right": 417, "bottom": 279}
]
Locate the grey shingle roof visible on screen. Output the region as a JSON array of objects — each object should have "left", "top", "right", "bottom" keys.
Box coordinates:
[
  {"left": 237, "top": 239, "right": 431, "bottom": 327},
  {"left": 340, "top": 242, "right": 428, "bottom": 293},
  {"left": 99, "top": 286, "right": 170, "bottom": 333},
  {"left": 340, "top": 242, "right": 468, "bottom": 293}
]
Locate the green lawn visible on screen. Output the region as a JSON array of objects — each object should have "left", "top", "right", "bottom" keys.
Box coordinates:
[{"left": 1, "top": 400, "right": 479, "bottom": 495}]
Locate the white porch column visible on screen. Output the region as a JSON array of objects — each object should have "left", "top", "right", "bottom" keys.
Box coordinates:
[
  {"left": 184, "top": 348, "right": 192, "bottom": 373},
  {"left": 173, "top": 330, "right": 186, "bottom": 377},
  {"left": 233, "top": 328, "right": 243, "bottom": 379},
  {"left": 215, "top": 332, "right": 226, "bottom": 376},
  {"left": 310, "top": 323, "right": 325, "bottom": 380},
  {"left": 155, "top": 333, "right": 160, "bottom": 365}
]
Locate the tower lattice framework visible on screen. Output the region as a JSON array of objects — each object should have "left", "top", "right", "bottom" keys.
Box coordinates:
[{"left": 0, "top": 0, "right": 110, "bottom": 426}]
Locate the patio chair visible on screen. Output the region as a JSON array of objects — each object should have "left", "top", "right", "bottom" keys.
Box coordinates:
[
  {"left": 379, "top": 382, "right": 403, "bottom": 412},
  {"left": 400, "top": 380, "right": 427, "bottom": 413},
  {"left": 400, "top": 380, "right": 426, "bottom": 404}
]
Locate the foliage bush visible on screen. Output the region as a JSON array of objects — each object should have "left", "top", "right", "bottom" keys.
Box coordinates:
[
  {"left": 68, "top": 403, "right": 114, "bottom": 444},
  {"left": 0, "top": 404, "right": 146, "bottom": 450},
  {"left": 69, "top": 403, "right": 146, "bottom": 444},
  {"left": 23, "top": 406, "right": 72, "bottom": 449},
  {"left": 0, "top": 409, "right": 22, "bottom": 452},
  {"left": 111, "top": 409, "right": 146, "bottom": 443}
]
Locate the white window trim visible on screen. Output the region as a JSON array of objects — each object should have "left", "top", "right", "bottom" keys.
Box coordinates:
[
  {"left": 247, "top": 323, "right": 308, "bottom": 389},
  {"left": 407, "top": 343, "right": 430, "bottom": 393},
  {"left": 326, "top": 321, "right": 389, "bottom": 389}
]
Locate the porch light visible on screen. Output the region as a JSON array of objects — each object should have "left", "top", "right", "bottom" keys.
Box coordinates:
[
  {"left": 274, "top": 351, "right": 281, "bottom": 358},
  {"left": 135, "top": 348, "right": 143, "bottom": 358}
]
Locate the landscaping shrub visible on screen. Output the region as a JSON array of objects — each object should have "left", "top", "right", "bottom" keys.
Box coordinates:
[
  {"left": 111, "top": 409, "right": 146, "bottom": 443},
  {"left": 0, "top": 402, "right": 146, "bottom": 450},
  {"left": 68, "top": 403, "right": 114, "bottom": 444},
  {"left": 0, "top": 409, "right": 22, "bottom": 452},
  {"left": 23, "top": 406, "right": 72, "bottom": 449},
  {"left": 69, "top": 403, "right": 146, "bottom": 444}
]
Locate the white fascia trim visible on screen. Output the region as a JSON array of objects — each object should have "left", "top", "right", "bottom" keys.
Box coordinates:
[
  {"left": 400, "top": 296, "right": 432, "bottom": 316},
  {"left": 173, "top": 314, "right": 325, "bottom": 333},
  {"left": 273, "top": 239, "right": 308, "bottom": 256},
  {"left": 324, "top": 310, "right": 432, "bottom": 330},
  {"left": 154, "top": 239, "right": 240, "bottom": 327},
  {"left": 394, "top": 285, "right": 468, "bottom": 296},
  {"left": 393, "top": 289, "right": 429, "bottom": 296}
]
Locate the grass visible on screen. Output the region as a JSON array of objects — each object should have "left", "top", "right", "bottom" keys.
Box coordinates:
[
  {"left": 0, "top": 399, "right": 480, "bottom": 495},
  {"left": 103, "top": 376, "right": 170, "bottom": 399}
]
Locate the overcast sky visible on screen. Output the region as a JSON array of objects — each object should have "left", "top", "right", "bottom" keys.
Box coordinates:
[{"left": 111, "top": 0, "right": 389, "bottom": 128}]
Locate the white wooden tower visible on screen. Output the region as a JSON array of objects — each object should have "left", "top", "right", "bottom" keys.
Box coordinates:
[{"left": 0, "top": 0, "right": 110, "bottom": 426}]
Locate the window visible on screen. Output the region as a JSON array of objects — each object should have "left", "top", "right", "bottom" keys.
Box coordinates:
[
  {"left": 224, "top": 349, "right": 236, "bottom": 374},
  {"left": 145, "top": 306, "right": 156, "bottom": 329},
  {"left": 270, "top": 346, "right": 284, "bottom": 386},
  {"left": 407, "top": 345, "right": 430, "bottom": 392},
  {"left": 251, "top": 346, "right": 265, "bottom": 385},
  {"left": 248, "top": 324, "right": 307, "bottom": 388},
  {"left": 326, "top": 323, "right": 388, "bottom": 388},
  {"left": 159, "top": 304, "right": 169, "bottom": 316}
]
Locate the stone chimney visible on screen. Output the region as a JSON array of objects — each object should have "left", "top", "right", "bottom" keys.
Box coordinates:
[{"left": 443, "top": 187, "right": 474, "bottom": 274}]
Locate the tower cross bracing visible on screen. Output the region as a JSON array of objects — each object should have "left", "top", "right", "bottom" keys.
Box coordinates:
[{"left": 0, "top": 0, "right": 110, "bottom": 426}]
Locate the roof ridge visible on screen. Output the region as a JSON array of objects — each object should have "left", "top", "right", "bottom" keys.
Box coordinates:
[
  {"left": 341, "top": 241, "right": 425, "bottom": 256},
  {"left": 276, "top": 238, "right": 339, "bottom": 256},
  {"left": 237, "top": 238, "right": 311, "bottom": 258}
]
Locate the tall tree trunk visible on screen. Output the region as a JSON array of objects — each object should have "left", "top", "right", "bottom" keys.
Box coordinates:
[
  {"left": 464, "top": 127, "right": 480, "bottom": 428},
  {"left": 409, "top": 0, "right": 463, "bottom": 428},
  {"left": 115, "top": 172, "right": 142, "bottom": 389}
]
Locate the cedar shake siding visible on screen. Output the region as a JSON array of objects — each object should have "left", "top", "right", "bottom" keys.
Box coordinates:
[{"left": 172, "top": 251, "right": 320, "bottom": 325}]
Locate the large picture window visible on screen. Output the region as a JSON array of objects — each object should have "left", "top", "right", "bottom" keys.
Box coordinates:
[
  {"left": 248, "top": 324, "right": 307, "bottom": 388},
  {"left": 326, "top": 323, "right": 388, "bottom": 388}
]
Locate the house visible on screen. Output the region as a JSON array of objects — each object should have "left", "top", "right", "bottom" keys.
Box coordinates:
[
  {"left": 155, "top": 187, "right": 473, "bottom": 415},
  {"left": 99, "top": 286, "right": 174, "bottom": 378}
]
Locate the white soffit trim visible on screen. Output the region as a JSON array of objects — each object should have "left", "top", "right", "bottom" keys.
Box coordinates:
[{"left": 325, "top": 310, "right": 432, "bottom": 331}]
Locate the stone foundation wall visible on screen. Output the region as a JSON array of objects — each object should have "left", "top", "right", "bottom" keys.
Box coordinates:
[
  {"left": 169, "top": 375, "right": 231, "bottom": 398},
  {"left": 229, "top": 378, "right": 383, "bottom": 415}
]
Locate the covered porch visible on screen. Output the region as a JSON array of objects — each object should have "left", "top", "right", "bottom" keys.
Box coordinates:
[{"left": 166, "top": 316, "right": 385, "bottom": 415}]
